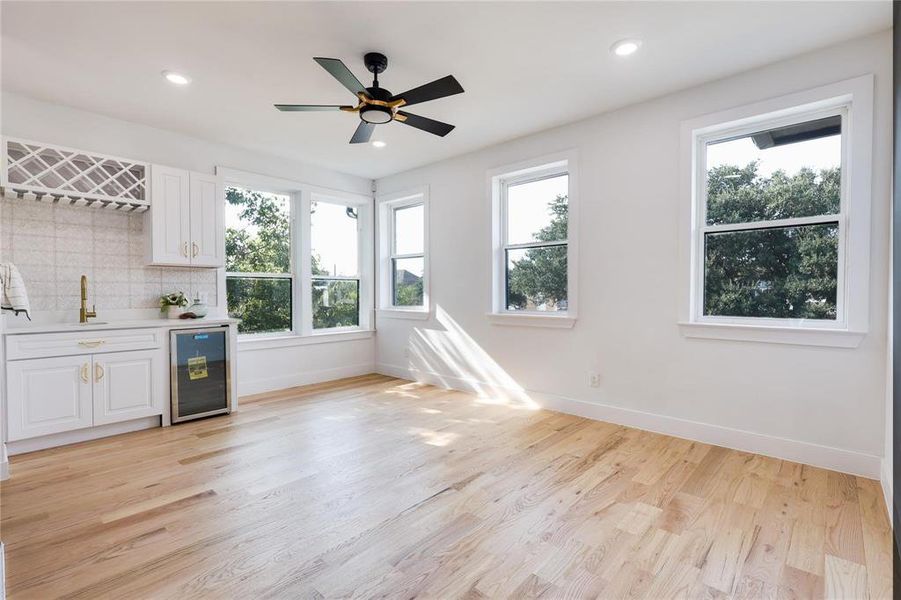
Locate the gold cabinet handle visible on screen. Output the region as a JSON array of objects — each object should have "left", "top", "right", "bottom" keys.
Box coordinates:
[
  {"left": 183, "top": 242, "right": 189, "bottom": 257},
  {"left": 81, "top": 363, "right": 89, "bottom": 383},
  {"left": 78, "top": 340, "right": 105, "bottom": 348},
  {"left": 95, "top": 363, "right": 104, "bottom": 382},
  {"left": 192, "top": 242, "right": 199, "bottom": 257}
]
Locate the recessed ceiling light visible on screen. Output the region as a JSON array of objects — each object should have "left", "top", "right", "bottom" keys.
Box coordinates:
[
  {"left": 611, "top": 39, "right": 641, "bottom": 57},
  {"left": 372, "top": 140, "right": 387, "bottom": 148},
  {"left": 162, "top": 70, "right": 191, "bottom": 85}
]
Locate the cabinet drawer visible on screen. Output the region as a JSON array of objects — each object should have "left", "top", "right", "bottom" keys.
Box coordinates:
[{"left": 6, "top": 328, "right": 163, "bottom": 360}]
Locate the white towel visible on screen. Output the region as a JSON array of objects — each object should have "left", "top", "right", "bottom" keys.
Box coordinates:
[{"left": 0, "top": 263, "right": 31, "bottom": 320}]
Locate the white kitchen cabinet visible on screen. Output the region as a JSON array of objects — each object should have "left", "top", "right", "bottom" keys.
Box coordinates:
[
  {"left": 188, "top": 172, "right": 225, "bottom": 267},
  {"left": 147, "top": 166, "right": 223, "bottom": 268},
  {"left": 92, "top": 349, "right": 164, "bottom": 426},
  {"left": 148, "top": 165, "right": 191, "bottom": 266},
  {"left": 6, "top": 355, "right": 93, "bottom": 441}
]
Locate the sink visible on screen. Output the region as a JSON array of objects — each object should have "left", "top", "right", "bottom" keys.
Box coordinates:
[{"left": 66, "top": 321, "right": 110, "bottom": 326}]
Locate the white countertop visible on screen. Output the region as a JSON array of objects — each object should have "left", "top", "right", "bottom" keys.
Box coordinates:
[{"left": 3, "top": 317, "right": 239, "bottom": 335}]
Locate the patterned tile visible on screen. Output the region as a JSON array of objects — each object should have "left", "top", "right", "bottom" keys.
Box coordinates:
[{"left": 4, "top": 200, "right": 218, "bottom": 313}]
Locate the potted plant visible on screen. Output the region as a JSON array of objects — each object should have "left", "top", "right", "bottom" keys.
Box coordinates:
[{"left": 159, "top": 291, "right": 189, "bottom": 319}]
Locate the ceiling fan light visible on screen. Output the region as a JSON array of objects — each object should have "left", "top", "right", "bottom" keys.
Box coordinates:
[{"left": 360, "top": 105, "right": 393, "bottom": 124}]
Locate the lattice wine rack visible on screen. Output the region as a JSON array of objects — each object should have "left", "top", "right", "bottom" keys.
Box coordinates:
[{"left": 1, "top": 138, "right": 150, "bottom": 212}]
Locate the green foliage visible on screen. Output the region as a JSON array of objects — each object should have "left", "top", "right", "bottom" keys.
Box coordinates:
[
  {"left": 225, "top": 188, "right": 290, "bottom": 273},
  {"left": 704, "top": 162, "right": 839, "bottom": 319},
  {"left": 312, "top": 279, "right": 359, "bottom": 329},
  {"left": 506, "top": 195, "right": 568, "bottom": 310},
  {"left": 504, "top": 161, "right": 839, "bottom": 320},
  {"left": 225, "top": 189, "right": 360, "bottom": 333}
]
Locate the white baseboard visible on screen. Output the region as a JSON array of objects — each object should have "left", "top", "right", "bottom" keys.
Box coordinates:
[
  {"left": 7, "top": 416, "right": 161, "bottom": 456},
  {"left": 377, "top": 362, "right": 882, "bottom": 479},
  {"left": 238, "top": 362, "right": 375, "bottom": 397},
  {"left": 881, "top": 458, "right": 893, "bottom": 524}
]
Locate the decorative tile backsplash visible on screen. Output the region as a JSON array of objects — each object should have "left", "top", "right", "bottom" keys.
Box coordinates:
[{"left": 0, "top": 197, "right": 217, "bottom": 312}]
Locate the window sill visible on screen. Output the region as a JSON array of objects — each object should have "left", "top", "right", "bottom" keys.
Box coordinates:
[
  {"left": 377, "top": 308, "right": 430, "bottom": 321},
  {"left": 487, "top": 312, "right": 576, "bottom": 329},
  {"left": 678, "top": 321, "right": 865, "bottom": 348},
  {"left": 238, "top": 329, "right": 375, "bottom": 351}
]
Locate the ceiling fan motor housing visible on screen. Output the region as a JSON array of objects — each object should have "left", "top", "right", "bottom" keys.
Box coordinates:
[{"left": 360, "top": 86, "right": 394, "bottom": 124}]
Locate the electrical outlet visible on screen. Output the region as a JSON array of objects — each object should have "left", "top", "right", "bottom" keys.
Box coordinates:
[{"left": 588, "top": 372, "right": 601, "bottom": 388}]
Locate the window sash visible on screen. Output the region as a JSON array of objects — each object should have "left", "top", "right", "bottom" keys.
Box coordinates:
[
  {"left": 311, "top": 276, "right": 361, "bottom": 330},
  {"left": 225, "top": 273, "right": 295, "bottom": 335},
  {"left": 390, "top": 202, "right": 425, "bottom": 257},
  {"left": 504, "top": 243, "right": 568, "bottom": 312},
  {"left": 500, "top": 171, "right": 568, "bottom": 248},
  {"left": 693, "top": 105, "right": 849, "bottom": 326},
  {"left": 498, "top": 167, "right": 570, "bottom": 315},
  {"left": 391, "top": 255, "right": 425, "bottom": 307}
]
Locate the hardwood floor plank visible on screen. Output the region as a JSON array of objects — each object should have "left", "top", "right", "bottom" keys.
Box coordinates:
[{"left": 0, "top": 375, "right": 891, "bottom": 599}]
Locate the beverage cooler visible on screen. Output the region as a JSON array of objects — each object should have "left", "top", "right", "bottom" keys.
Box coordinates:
[{"left": 170, "top": 327, "right": 231, "bottom": 423}]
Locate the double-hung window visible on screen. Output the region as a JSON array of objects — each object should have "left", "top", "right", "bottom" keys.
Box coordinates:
[
  {"left": 377, "top": 188, "right": 429, "bottom": 316},
  {"left": 310, "top": 196, "right": 363, "bottom": 330},
  {"left": 225, "top": 186, "right": 293, "bottom": 335},
  {"left": 681, "top": 75, "right": 874, "bottom": 347},
  {"left": 221, "top": 169, "right": 373, "bottom": 341},
  {"left": 489, "top": 152, "right": 578, "bottom": 327}
]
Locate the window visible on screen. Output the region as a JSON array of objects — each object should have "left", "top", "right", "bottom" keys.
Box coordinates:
[
  {"left": 310, "top": 198, "right": 361, "bottom": 330},
  {"left": 225, "top": 186, "right": 293, "bottom": 335},
  {"left": 220, "top": 169, "right": 373, "bottom": 343},
  {"left": 680, "top": 75, "right": 874, "bottom": 347},
  {"left": 489, "top": 152, "right": 578, "bottom": 327},
  {"left": 701, "top": 113, "right": 843, "bottom": 321},
  {"left": 377, "top": 189, "right": 428, "bottom": 316}
]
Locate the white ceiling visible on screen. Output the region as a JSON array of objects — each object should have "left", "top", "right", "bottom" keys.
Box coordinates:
[{"left": 1, "top": 2, "right": 891, "bottom": 179}]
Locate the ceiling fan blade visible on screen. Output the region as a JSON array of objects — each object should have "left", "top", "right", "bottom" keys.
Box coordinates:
[
  {"left": 350, "top": 121, "right": 376, "bottom": 144},
  {"left": 395, "top": 111, "right": 455, "bottom": 137},
  {"left": 313, "top": 57, "right": 367, "bottom": 96},
  {"left": 390, "top": 75, "right": 464, "bottom": 107},
  {"left": 274, "top": 104, "right": 351, "bottom": 111}
]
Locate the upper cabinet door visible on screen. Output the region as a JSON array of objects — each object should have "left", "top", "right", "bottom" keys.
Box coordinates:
[
  {"left": 189, "top": 172, "right": 225, "bottom": 268},
  {"left": 149, "top": 166, "right": 191, "bottom": 266},
  {"left": 6, "top": 355, "right": 93, "bottom": 441}
]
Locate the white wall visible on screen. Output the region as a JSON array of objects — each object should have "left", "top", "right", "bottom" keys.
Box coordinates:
[
  {"left": 374, "top": 31, "right": 892, "bottom": 478},
  {"left": 1, "top": 92, "right": 376, "bottom": 396}
]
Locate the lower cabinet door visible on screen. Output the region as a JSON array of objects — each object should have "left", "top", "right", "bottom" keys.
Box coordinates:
[
  {"left": 92, "top": 349, "right": 164, "bottom": 426},
  {"left": 6, "top": 355, "right": 93, "bottom": 441}
]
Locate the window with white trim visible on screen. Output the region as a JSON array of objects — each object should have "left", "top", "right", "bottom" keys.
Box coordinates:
[
  {"left": 377, "top": 189, "right": 429, "bottom": 314},
  {"left": 681, "top": 75, "right": 874, "bottom": 347},
  {"left": 490, "top": 152, "right": 578, "bottom": 325},
  {"left": 310, "top": 197, "right": 363, "bottom": 330},
  {"left": 221, "top": 169, "right": 372, "bottom": 340},
  {"left": 225, "top": 186, "right": 293, "bottom": 335},
  {"left": 699, "top": 109, "right": 845, "bottom": 322}
]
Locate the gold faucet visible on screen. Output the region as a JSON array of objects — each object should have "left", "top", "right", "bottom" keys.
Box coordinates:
[{"left": 79, "top": 275, "right": 97, "bottom": 323}]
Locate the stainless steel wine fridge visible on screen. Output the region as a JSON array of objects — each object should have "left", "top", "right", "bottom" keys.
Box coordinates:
[{"left": 170, "top": 327, "right": 231, "bottom": 423}]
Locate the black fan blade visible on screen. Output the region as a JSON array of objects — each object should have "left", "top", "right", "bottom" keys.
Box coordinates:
[
  {"left": 396, "top": 111, "right": 455, "bottom": 137},
  {"left": 274, "top": 104, "right": 350, "bottom": 111},
  {"left": 350, "top": 121, "right": 376, "bottom": 144},
  {"left": 313, "top": 57, "right": 367, "bottom": 96},
  {"left": 390, "top": 75, "right": 464, "bottom": 107}
]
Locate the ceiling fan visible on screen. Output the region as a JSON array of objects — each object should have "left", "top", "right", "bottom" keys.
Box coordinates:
[{"left": 275, "top": 52, "right": 464, "bottom": 144}]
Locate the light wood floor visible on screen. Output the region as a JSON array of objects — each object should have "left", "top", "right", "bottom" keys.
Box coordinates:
[{"left": 0, "top": 374, "right": 893, "bottom": 599}]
